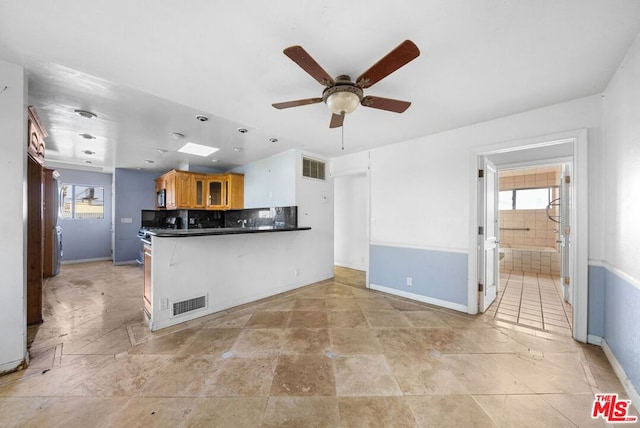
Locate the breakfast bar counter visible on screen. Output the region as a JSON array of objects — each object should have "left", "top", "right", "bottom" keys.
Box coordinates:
[{"left": 145, "top": 225, "right": 327, "bottom": 331}]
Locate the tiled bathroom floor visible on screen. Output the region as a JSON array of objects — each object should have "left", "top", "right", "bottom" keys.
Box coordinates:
[
  {"left": 0, "top": 262, "right": 635, "bottom": 427},
  {"left": 486, "top": 271, "right": 573, "bottom": 335}
]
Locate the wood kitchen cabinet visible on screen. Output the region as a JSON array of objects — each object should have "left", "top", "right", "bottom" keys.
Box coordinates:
[
  {"left": 192, "top": 174, "right": 207, "bottom": 208},
  {"left": 206, "top": 176, "right": 225, "bottom": 209},
  {"left": 156, "top": 170, "right": 244, "bottom": 211},
  {"left": 161, "top": 170, "right": 190, "bottom": 209},
  {"left": 174, "top": 172, "right": 192, "bottom": 208},
  {"left": 165, "top": 172, "right": 176, "bottom": 209},
  {"left": 223, "top": 173, "right": 244, "bottom": 210}
]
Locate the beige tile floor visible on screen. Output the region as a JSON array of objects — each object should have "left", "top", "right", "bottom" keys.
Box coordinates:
[
  {"left": 486, "top": 271, "right": 574, "bottom": 335},
  {"left": 0, "top": 262, "right": 636, "bottom": 427}
]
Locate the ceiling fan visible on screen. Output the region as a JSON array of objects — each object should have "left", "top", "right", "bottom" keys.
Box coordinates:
[{"left": 272, "top": 40, "right": 420, "bottom": 128}]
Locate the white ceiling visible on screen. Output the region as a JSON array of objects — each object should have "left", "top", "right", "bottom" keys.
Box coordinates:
[{"left": 1, "top": 1, "right": 639, "bottom": 173}]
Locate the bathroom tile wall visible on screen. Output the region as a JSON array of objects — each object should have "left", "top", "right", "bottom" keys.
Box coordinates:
[
  {"left": 499, "top": 169, "right": 560, "bottom": 249},
  {"left": 499, "top": 168, "right": 562, "bottom": 275}
]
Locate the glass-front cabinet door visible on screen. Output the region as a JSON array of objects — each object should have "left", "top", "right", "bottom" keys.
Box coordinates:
[
  {"left": 207, "top": 177, "right": 224, "bottom": 209},
  {"left": 192, "top": 174, "right": 207, "bottom": 208}
]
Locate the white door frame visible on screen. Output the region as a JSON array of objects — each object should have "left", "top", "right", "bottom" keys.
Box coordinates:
[
  {"left": 332, "top": 168, "right": 371, "bottom": 287},
  {"left": 467, "top": 129, "right": 589, "bottom": 343}
]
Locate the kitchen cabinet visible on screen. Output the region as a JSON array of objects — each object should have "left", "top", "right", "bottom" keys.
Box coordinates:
[
  {"left": 192, "top": 174, "right": 207, "bottom": 208},
  {"left": 165, "top": 172, "right": 176, "bottom": 209},
  {"left": 156, "top": 170, "right": 244, "bottom": 211},
  {"left": 206, "top": 176, "right": 225, "bottom": 209},
  {"left": 175, "top": 172, "right": 192, "bottom": 208},
  {"left": 223, "top": 173, "right": 244, "bottom": 210},
  {"left": 143, "top": 242, "right": 152, "bottom": 317}
]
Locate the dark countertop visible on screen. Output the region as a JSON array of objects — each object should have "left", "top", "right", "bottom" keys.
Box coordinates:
[{"left": 147, "top": 226, "right": 311, "bottom": 238}]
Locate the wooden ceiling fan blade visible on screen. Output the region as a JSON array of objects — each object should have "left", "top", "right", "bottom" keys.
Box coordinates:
[
  {"left": 361, "top": 96, "right": 411, "bottom": 113},
  {"left": 329, "top": 113, "right": 344, "bottom": 128},
  {"left": 283, "top": 46, "right": 335, "bottom": 87},
  {"left": 356, "top": 40, "right": 420, "bottom": 89},
  {"left": 272, "top": 98, "right": 323, "bottom": 109}
]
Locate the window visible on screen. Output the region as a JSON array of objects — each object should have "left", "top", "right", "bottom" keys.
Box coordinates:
[
  {"left": 499, "top": 186, "right": 557, "bottom": 210},
  {"left": 302, "top": 156, "right": 326, "bottom": 180},
  {"left": 60, "top": 184, "right": 105, "bottom": 219}
]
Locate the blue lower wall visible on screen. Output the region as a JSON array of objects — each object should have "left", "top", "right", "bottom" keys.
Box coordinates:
[
  {"left": 369, "top": 245, "right": 468, "bottom": 306},
  {"left": 604, "top": 268, "right": 640, "bottom": 392},
  {"left": 588, "top": 265, "right": 605, "bottom": 338},
  {"left": 589, "top": 263, "right": 640, "bottom": 394}
]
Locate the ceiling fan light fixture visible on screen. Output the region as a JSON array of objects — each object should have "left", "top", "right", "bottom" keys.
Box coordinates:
[
  {"left": 326, "top": 91, "right": 360, "bottom": 115},
  {"left": 323, "top": 83, "right": 363, "bottom": 116}
]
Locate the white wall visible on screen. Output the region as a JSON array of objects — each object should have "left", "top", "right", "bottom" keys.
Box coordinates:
[
  {"left": 0, "top": 60, "right": 28, "bottom": 373},
  {"left": 368, "top": 95, "right": 602, "bottom": 253},
  {"left": 233, "top": 148, "right": 335, "bottom": 282},
  {"left": 296, "top": 150, "right": 335, "bottom": 281},
  {"left": 233, "top": 149, "right": 296, "bottom": 208},
  {"left": 603, "top": 36, "right": 640, "bottom": 278},
  {"left": 334, "top": 173, "right": 368, "bottom": 270},
  {"left": 599, "top": 34, "right": 640, "bottom": 396}
]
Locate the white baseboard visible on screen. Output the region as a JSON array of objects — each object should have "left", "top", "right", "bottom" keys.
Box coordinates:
[
  {"left": 369, "top": 283, "right": 468, "bottom": 313},
  {"left": 587, "top": 334, "right": 603, "bottom": 345},
  {"left": 601, "top": 339, "right": 640, "bottom": 413},
  {"left": 334, "top": 262, "right": 367, "bottom": 272}
]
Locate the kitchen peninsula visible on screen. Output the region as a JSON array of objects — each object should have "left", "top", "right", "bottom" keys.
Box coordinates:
[{"left": 143, "top": 208, "right": 313, "bottom": 331}]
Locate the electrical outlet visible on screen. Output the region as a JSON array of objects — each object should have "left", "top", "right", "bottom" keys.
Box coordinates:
[
  {"left": 160, "top": 298, "right": 168, "bottom": 310},
  {"left": 406, "top": 277, "right": 413, "bottom": 286}
]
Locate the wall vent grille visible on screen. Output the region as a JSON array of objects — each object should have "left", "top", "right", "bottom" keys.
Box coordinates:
[
  {"left": 172, "top": 295, "right": 207, "bottom": 317},
  {"left": 302, "top": 157, "right": 326, "bottom": 180}
]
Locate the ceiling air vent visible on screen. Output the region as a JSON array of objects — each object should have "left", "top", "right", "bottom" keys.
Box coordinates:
[
  {"left": 172, "top": 295, "right": 207, "bottom": 317},
  {"left": 302, "top": 156, "right": 326, "bottom": 180}
]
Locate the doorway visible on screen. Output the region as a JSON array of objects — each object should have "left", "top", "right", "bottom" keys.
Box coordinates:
[
  {"left": 485, "top": 163, "right": 573, "bottom": 335},
  {"left": 470, "top": 129, "right": 589, "bottom": 342},
  {"left": 334, "top": 172, "right": 369, "bottom": 287}
]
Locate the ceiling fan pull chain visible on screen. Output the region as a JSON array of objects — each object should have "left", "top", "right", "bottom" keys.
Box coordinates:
[{"left": 341, "top": 120, "right": 345, "bottom": 151}]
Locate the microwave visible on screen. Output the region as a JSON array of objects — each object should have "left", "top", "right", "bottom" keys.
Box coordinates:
[{"left": 157, "top": 189, "right": 166, "bottom": 208}]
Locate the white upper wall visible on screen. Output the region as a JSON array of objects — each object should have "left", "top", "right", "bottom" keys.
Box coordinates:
[
  {"left": 233, "top": 149, "right": 296, "bottom": 208},
  {"left": 603, "top": 35, "right": 640, "bottom": 278},
  {"left": 0, "top": 60, "right": 27, "bottom": 372},
  {"left": 332, "top": 94, "right": 603, "bottom": 253}
]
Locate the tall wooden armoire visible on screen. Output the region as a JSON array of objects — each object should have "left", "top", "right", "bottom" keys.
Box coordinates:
[{"left": 26, "top": 106, "right": 47, "bottom": 325}]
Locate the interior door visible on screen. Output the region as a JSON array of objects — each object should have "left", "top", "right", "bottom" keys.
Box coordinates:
[
  {"left": 478, "top": 157, "right": 499, "bottom": 312},
  {"left": 560, "top": 164, "right": 572, "bottom": 304}
]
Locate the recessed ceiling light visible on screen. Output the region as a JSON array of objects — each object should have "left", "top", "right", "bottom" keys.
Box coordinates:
[
  {"left": 144, "top": 159, "right": 155, "bottom": 164},
  {"left": 74, "top": 109, "right": 97, "bottom": 119},
  {"left": 85, "top": 160, "right": 93, "bottom": 164},
  {"left": 195, "top": 114, "right": 209, "bottom": 122},
  {"left": 211, "top": 159, "right": 219, "bottom": 163},
  {"left": 78, "top": 133, "right": 96, "bottom": 139},
  {"left": 157, "top": 149, "right": 169, "bottom": 154},
  {"left": 237, "top": 128, "right": 248, "bottom": 134},
  {"left": 83, "top": 150, "right": 95, "bottom": 155},
  {"left": 233, "top": 147, "right": 242, "bottom": 153},
  {"left": 178, "top": 142, "right": 219, "bottom": 157},
  {"left": 269, "top": 137, "right": 278, "bottom": 143},
  {"left": 170, "top": 132, "right": 185, "bottom": 139}
]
